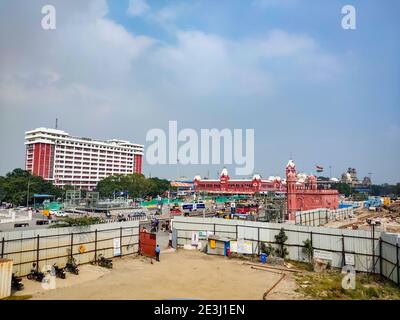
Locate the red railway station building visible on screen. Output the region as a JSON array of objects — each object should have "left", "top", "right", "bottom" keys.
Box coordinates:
[
  {"left": 193, "top": 168, "right": 286, "bottom": 195},
  {"left": 286, "top": 160, "right": 339, "bottom": 220},
  {"left": 193, "top": 161, "right": 339, "bottom": 220}
]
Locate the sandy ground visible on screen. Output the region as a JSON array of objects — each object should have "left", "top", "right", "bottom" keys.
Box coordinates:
[
  {"left": 15, "top": 250, "right": 304, "bottom": 300},
  {"left": 324, "top": 208, "right": 400, "bottom": 232}
]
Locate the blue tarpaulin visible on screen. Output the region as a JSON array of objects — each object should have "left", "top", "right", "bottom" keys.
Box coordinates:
[{"left": 33, "top": 194, "right": 54, "bottom": 198}]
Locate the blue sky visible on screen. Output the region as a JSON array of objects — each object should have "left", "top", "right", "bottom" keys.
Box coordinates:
[{"left": 0, "top": 0, "right": 399, "bottom": 183}]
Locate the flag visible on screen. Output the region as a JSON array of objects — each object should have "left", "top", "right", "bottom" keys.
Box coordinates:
[{"left": 316, "top": 165, "right": 324, "bottom": 172}]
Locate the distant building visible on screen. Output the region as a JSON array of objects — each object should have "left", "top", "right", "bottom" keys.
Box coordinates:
[
  {"left": 286, "top": 160, "right": 339, "bottom": 220},
  {"left": 25, "top": 127, "right": 144, "bottom": 190},
  {"left": 341, "top": 167, "right": 359, "bottom": 186},
  {"left": 193, "top": 168, "right": 285, "bottom": 195},
  {"left": 362, "top": 176, "right": 371, "bottom": 186}
]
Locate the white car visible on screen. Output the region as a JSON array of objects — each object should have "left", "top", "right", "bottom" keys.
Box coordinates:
[{"left": 53, "top": 210, "right": 68, "bottom": 217}]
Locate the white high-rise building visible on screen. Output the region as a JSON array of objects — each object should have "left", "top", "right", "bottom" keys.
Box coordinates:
[{"left": 25, "top": 127, "right": 144, "bottom": 190}]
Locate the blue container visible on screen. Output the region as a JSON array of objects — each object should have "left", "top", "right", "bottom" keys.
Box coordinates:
[{"left": 260, "top": 253, "right": 267, "bottom": 264}]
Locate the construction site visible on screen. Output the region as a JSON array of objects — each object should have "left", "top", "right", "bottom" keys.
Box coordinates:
[{"left": 1, "top": 162, "right": 400, "bottom": 300}]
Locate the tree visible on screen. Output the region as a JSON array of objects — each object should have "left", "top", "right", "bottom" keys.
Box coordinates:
[
  {"left": 274, "top": 228, "right": 289, "bottom": 258},
  {"left": 302, "top": 239, "right": 313, "bottom": 263},
  {"left": 95, "top": 174, "right": 171, "bottom": 199},
  {"left": 334, "top": 183, "right": 351, "bottom": 197},
  {"left": 0, "top": 168, "right": 63, "bottom": 205}
]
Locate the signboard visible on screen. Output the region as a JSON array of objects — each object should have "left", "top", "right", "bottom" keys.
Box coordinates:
[
  {"left": 199, "top": 231, "right": 207, "bottom": 239},
  {"left": 198, "top": 231, "right": 212, "bottom": 239},
  {"left": 313, "top": 249, "right": 333, "bottom": 261},
  {"left": 345, "top": 253, "right": 355, "bottom": 266},
  {"left": 191, "top": 232, "right": 199, "bottom": 246},
  {"left": 113, "top": 238, "right": 121, "bottom": 256},
  {"left": 182, "top": 203, "right": 194, "bottom": 211},
  {"left": 195, "top": 203, "right": 205, "bottom": 209},
  {"left": 230, "top": 240, "right": 253, "bottom": 254}
]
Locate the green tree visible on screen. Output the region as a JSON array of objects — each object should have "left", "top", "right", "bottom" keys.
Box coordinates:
[
  {"left": 302, "top": 239, "right": 313, "bottom": 263},
  {"left": 334, "top": 183, "right": 351, "bottom": 197},
  {"left": 95, "top": 174, "right": 171, "bottom": 199},
  {"left": 275, "top": 228, "right": 289, "bottom": 258},
  {"left": 0, "top": 168, "right": 63, "bottom": 205}
]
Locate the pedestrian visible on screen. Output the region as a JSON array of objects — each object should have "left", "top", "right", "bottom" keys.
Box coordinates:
[
  {"left": 168, "top": 230, "right": 172, "bottom": 247},
  {"left": 155, "top": 244, "right": 160, "bottom": 261}
]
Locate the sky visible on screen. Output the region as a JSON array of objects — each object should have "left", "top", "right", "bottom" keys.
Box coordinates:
[{"left": 0, "top": 0, "right": 399, "bottom": 184}]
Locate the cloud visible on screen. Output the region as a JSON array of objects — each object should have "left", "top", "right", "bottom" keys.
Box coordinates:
[
  {"left": 127, "top": 0, "right": 150, "bottom": 17},
  {"left": 0, "top": 0, "right": 346, "bottom": 179}
]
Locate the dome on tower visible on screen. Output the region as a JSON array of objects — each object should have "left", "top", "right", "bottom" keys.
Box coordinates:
[
  {"left": 194, "top": 175, "right": 201, "bottom": 181},
  {"left": 252, "top": 173, "right": 262, "bottom": 180},
  {"left": 286, "top": 159, "right": 296, "bottom": 168},
  {"left": 220, "top": 168, "right": 229, "bottom": 177},
  {"left": 297, "top": 173, "right": 307, "bottom": 183}
]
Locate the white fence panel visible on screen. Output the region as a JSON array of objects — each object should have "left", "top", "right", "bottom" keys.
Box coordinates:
[{"left": 172, "top": 216, "right": 399, "bottom": 286}]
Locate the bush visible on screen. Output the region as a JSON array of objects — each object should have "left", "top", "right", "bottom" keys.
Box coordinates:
[
  {"left": 302, "top": 239, "right": 313, "bottom": 263},
  {"left": 275, "top": 228, "right": 288, "bottom": 258},
  {"left": 50, "top": 216, "right": 102, "bottom": 228},
  {"left": 261, "top": 242, "right": 275, "bottom": 256}
]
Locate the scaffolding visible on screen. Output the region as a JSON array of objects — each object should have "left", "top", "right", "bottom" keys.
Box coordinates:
[
  {"left": 64, "top": 190, "right": 82, "bottom": 208},
  {"left": 257, "top": 192, "right": 287, "bottom": 223},
  {"left": 85, "top": 192, "right": 100, "bottom": 208}
]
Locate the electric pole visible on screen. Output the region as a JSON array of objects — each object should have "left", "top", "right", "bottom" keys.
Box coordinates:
[{"left": 26, "top": 180, "right": 30, "bottom": 208}]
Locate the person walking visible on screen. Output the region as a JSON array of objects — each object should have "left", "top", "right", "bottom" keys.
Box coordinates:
[
  {"left": 155, "top": 244, "right": 160, "bottom": 262},
  {"left": 168, "top": 230, "right": 172, "bottom": 248}
]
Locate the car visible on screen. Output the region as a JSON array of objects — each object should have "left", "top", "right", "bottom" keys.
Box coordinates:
[
  {"left": 36, "top": 220, "right": 49, "bottom": 225},
  {"left": 128, "top": 211, "right": 145, "bottom": 218},
  {"left": 14, "top": 223, "right": 29, "bottom": 228},
  {"left": 54, "top": 211, "right": 68, "bottom": 217}
]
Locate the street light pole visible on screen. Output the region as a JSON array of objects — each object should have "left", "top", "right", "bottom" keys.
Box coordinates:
[{"left": 26, "top": 180, "right": 30, "bottom": 208}]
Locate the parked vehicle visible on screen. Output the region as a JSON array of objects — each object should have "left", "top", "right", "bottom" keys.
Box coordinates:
[
  {"left": 65, "top": 256, "right": 79, "bottom": 275},
  {"left": 170, "top": 204, "right": 182, "bottom": 216},
  {"left": 52, "top": 263, "right": 66, "bottom": 279},
  {"left": 14, "top": 223, "right": 29, "bottom": 228},
  {"left": 11, "top": 273, "right": 24, "bottom": 291},
  {"left": 27, "top": 263, "right": 45, "bottom": 282},
  {"left": 53, "top": 210, "right": 68, "bottom": 217},
  {"left": 36, "top": 220, "right": 49, "bottom": 225},
  {"left": 128, "top": 211, "right": 145, "bottom": 218},
  {"left": 117, "top": 213, "right": 127, "bottom": 222},
  {"left": 92, "top": 254, "right": 113, "bottom": 268}
]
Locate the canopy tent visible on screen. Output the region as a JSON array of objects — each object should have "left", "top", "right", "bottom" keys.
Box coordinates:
[{"left": 33, "top": 194, "right": 54, "bottom": 198}]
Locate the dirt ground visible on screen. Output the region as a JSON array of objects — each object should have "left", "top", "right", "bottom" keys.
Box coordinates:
[
  {"left": 16, "top": 250, "right": 304, "bottom": 300},
  {"left": 324, "top": 207, "right": 400, "bottom": 233}
]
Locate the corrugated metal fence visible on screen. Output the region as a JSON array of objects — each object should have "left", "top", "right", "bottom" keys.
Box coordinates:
[
  {"left": 172, "top": 216, "right": 400, "bottom": 287},
  {"left": 0, "top": 220, "right": 140, "bottom": 276}
]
